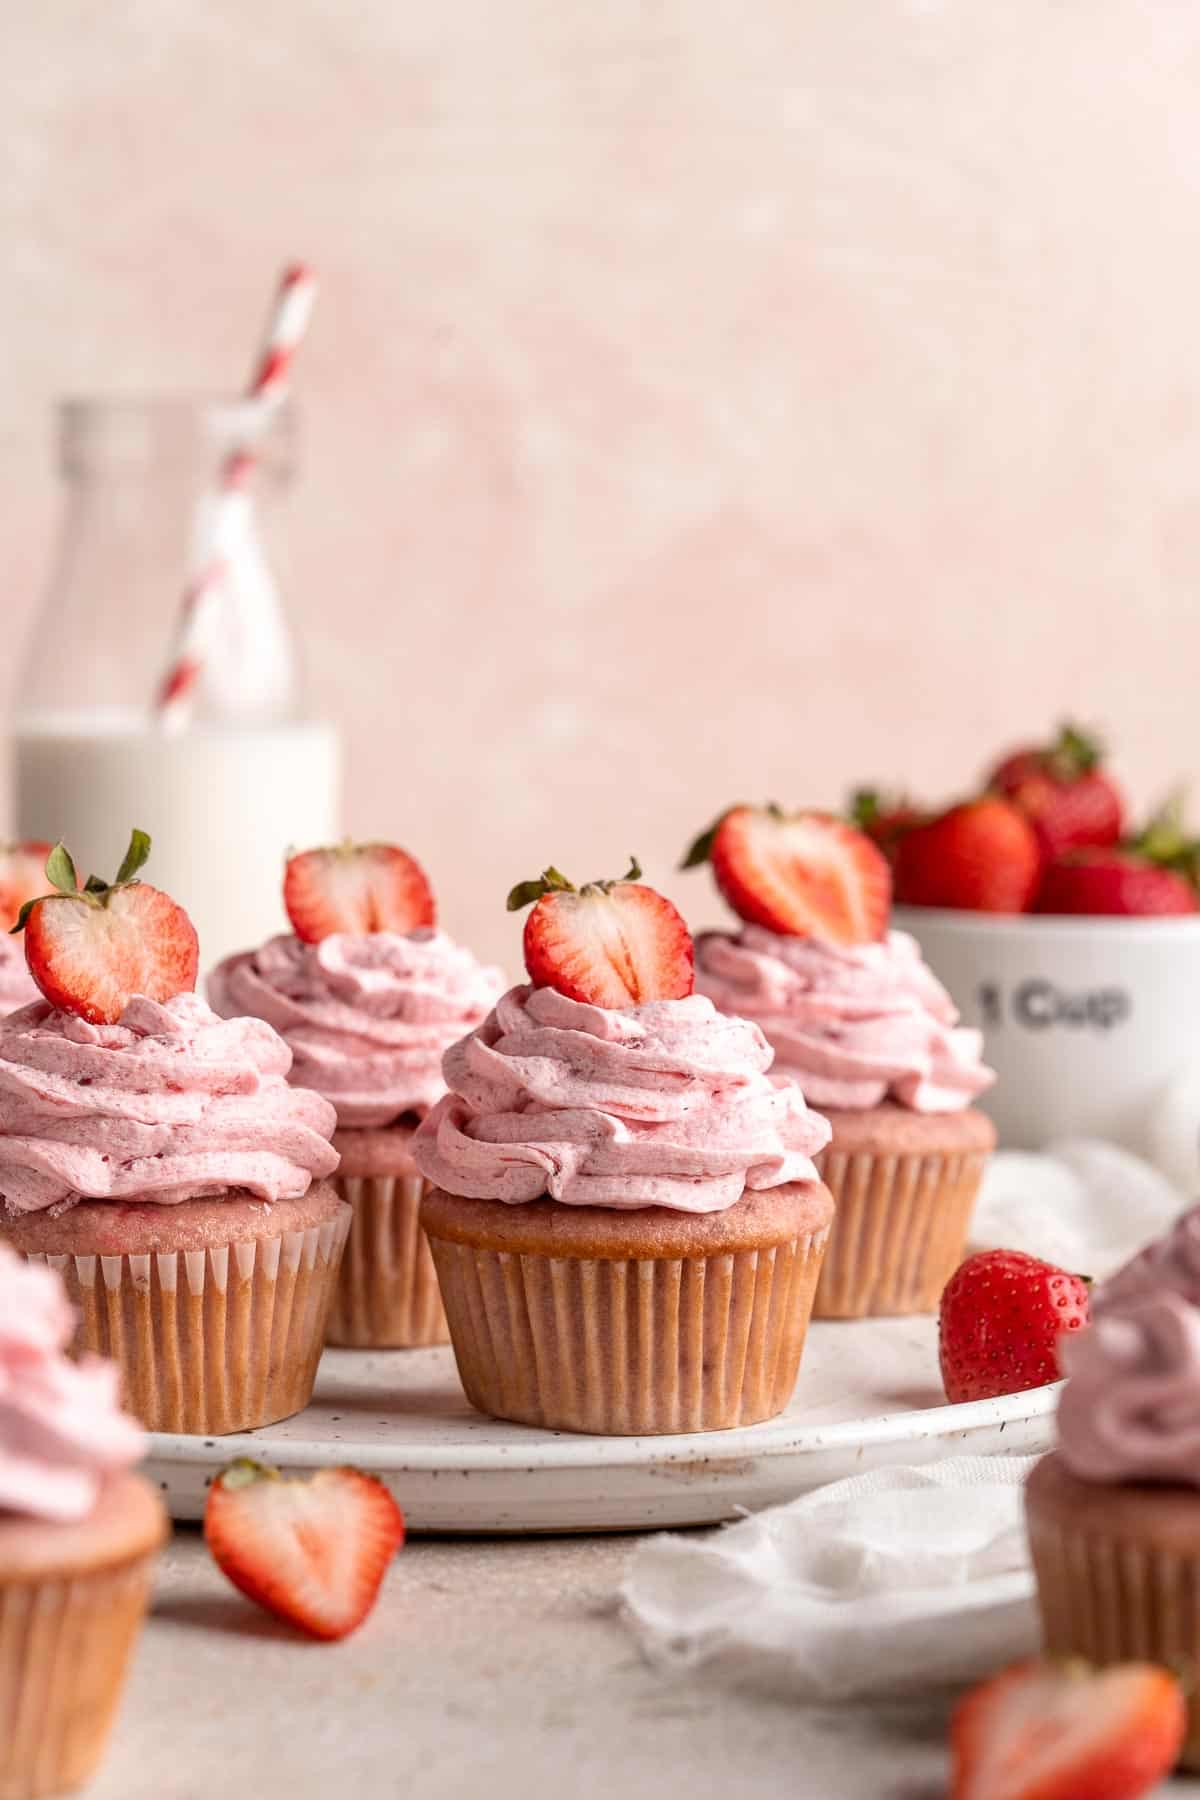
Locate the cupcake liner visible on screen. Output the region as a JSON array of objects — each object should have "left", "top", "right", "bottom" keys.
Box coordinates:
[
  {"left": 326, "top": 1172, "right": 448, "bottom": 1349},
  {"left": 1031, "top": 1520, "right": 1200, "bottom": 1680},
  {"left": 424, "top": 1203, "right": 831, "bottom": 1435},
  {"left": 0, "top": 1552, "right": 155, "bottom": 1800},
  {"left": 1028, "top": 1473, "right": 1200, "bottom": 1770},
  {"left": 25, "top": 1209, "right": 350, "bottom": 1435},
  {"left": 812, "top": 1145, "right": 988, "bottom": 1318}
]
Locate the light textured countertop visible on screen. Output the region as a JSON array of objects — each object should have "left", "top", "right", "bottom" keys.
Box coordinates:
[{"left": 91, "top": 1528, "right": 1199, "bottom": 1800}]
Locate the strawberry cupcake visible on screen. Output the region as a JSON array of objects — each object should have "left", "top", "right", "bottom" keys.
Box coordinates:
[
  {"left": 0, "top": 842, "right": 51, "bottom": 1016},
  {"left": 0, "top": 1245, "right": 167, "bottom": 1800},
  {"left": 210, "top": 841, "right": 505, "bottom": 1348},
  {"left": 687, "top": 807, "right": 995, "bottom": 1317},
  {"left": 1026, "top": 1205, "right": 1200, "bottom": 1768},
  {"left": 0, "top": 833, "right": 345, "bottom": 1435},
  {"left": 414, "top": 860, "right": 834, "bottom": 1435}
]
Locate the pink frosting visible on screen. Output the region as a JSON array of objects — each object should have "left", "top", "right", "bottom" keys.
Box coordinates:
[
  {"left": 0, "top": 992, "right": 338, "bottom": 1217},
  {"left": 694, "top": 926, "right": 993, "bottom": 1112},
  {"left": 0, "top": 1245, "right": 144, "bottom": 1521},
  {"left": 0, "top": 936, "right": 39, "bottom": 1017},
  {"left": 1094, "top": 1204, "right": 1200, "bottom": 1316},
  {"left": 1057, "top": 1289, "right": 1200, "bottom": 1486},
  {"left": 208, "top": 930, "right": 506, "bottom": 1128},
  {"left": 412, "top": 983, "right": 832, "bottom": 1212}
]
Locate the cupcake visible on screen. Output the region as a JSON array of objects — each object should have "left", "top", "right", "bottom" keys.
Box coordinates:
[
  {"left": 0, "top": 842, "right": 52, "bottom": 1016},
  {"left": 1026, "top": 1206, "right": 1200, "bottom": 1769},
  {"left": 414, "top": 860, "right": 834, "bottom": 1435},
  {"left": 0, "top": 831, "right": 345, "bottom": 1435},
  {"left": 209, "top": 840, "right": 505, "bottom": 1348},
  {"left": 685, "top": 805, "right": 995, "bottom": 1317},
  {"left": 0, "top": 1244, "right": 167, "bottom": 1800}
]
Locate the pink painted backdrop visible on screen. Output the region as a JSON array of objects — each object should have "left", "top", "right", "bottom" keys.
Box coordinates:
[{"left": 5, "top": 1, "right": 1200, "bottom": 968}]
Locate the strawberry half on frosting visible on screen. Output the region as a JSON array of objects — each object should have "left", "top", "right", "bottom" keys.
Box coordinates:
[
  {"left": 11, "top": 831, "right": 199, "bottom": 1026},
  {"left": 682, "top": 806, "right": 891, "bottom": 946}
]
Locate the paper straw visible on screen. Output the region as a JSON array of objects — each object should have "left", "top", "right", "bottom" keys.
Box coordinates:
[{"left": 154, "top": 264, "right": 317, "bottom": 730}]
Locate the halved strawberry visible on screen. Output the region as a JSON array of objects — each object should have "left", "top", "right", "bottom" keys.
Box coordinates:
[
  {"left": 0, "top": 842, "right": 53, "bottom": 933},
  {"left": 205, "top": 1460, "right": 405, "bottom": 1642},
  {"left": 893, "top": 797, "right": 1041, "bottom": 913},
  {"left": 507, "top": 859, "right": 694, "bottom": 1006},
  {"left": 12, "top": 832, "right": 199, "bottom": 1026},
  {"left": 951, "top": 1658, "right": 1185, "bottom": 1799},
  {"left": 682, "top": 806, "right": 891, "bottom": 944},
  {"left": 283, "top": 841, "right": 436, "bottom": 943}
]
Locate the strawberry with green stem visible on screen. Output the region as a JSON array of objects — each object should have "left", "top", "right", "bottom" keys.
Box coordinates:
[
  {"left": 682, "top": 805, "right": 891, "bottom": 945},
  {"left": 507, "top": 858, "right": 694, "bottom": 1007},
  {"left": 11, "top": 830, "right": 199, "bottom": 1025}
]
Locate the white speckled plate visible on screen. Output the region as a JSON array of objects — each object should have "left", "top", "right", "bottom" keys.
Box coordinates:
[{"left": 145, "top": 1316, "right": 1057, "bottom": 1533}]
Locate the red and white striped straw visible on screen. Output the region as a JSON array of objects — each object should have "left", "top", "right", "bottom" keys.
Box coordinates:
[{"left": 154, "top": 263, "right": 318, "bottom": 729}]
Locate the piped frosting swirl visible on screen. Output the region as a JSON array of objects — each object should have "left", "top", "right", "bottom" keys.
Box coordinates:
[
  {"left": 695, "top": 926, "right": 993, "bottom": 1112},
  {"left": 0, "top": 992, "right": 338, "bottom": 1216},
  {"left": 209, "top": 930, "right": 505, "bottom": 1127},
  {"left": 0, "top": 1246, "right": 144, "bottom": 1521},
  {"left": 413, "top": 983, "right": 831, "bottom": 1212}
]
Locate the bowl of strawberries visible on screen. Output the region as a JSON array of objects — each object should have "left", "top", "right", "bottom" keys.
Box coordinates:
[{"left": 856, "top": 724, "right": 1200, "bottom": 1154}]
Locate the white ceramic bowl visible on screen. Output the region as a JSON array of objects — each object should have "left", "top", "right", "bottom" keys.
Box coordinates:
[{"left": 893, "top": 906, "right": 1200, "bottom": 1157}]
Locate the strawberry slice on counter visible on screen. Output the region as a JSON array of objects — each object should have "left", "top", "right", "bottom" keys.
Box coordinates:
[
  {"left": 938, "top": 1249, "right": 1090, "bottom": 1405},
  {"left": 507, "top": 858, "right": 694, "bottom": 1006},
  {"left": 951, "top": 1658, "right": 1186, "bottom": 1799},
  {"left": 0, "top": 841, "right": 54, "bottom": 933},
  {"left": 283, "top": 840, "right": 436, "bottom": 942},
  {"left": 681, "top": 805, "right": 891, "bottom": 945},
  {"left": 205, "top": 1460, "right": 405, "bottom": 1642},
  {"left": 988, "top": 721, "right": 1124, "bottom": 865},
  {"left": 11, "top": 831, "right": 199, "bottom": 1026},
  {"left": 892, "top": 797, "right": 1040, "bottom": 913}
]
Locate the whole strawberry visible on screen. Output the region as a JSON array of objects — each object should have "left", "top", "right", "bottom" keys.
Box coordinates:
[
  {"left": 893, "top": 797, "right": 1040, "bottom": 913},
  {"left": 847, "top": 789, "right": 925, "bottom": 864},
  {"left": 507, "top": 858, "right": 694, "bottom": 1006},
  {"left": 988, "top": 721, "right": 1124, "bottom": 864},
  {"left": 1035, "top": 848, "right": 1198, "bottom": 917},
  {"left": 939, "top": 1249, "right": 1090, "bottom": 1404}
]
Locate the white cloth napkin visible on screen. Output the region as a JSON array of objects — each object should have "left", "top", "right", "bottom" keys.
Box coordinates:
[
  {"left": 623, "top": 1457, "right": 1039, "bottom": 1699},
  {"left": 621, "top": 1143, "right": 1187, "bottom": 1700}
]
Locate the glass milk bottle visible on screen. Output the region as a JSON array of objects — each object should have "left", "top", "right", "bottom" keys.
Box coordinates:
[{"left": 12, "top": 398, "right": 340, "bottom": 970}]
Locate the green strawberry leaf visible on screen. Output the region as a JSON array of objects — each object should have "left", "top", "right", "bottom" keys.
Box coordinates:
[
  {"left": 114, "top": 828, "right": 152, "bottom": 887},
  {"left": 44, "top": 843, "right": 78, "bottom": 896}
]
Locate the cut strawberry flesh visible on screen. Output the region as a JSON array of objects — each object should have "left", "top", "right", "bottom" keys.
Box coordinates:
[
  {"left": 205, "top": 1462, "right": 405, "bottom": 1642},
  {"left": 283, "top": 844, "right": 436, "bottom": 943},
  {"left": 23, "top": 885, "right": 199, "bottom": 1025},
  {"left": 524, "top": 883, "right": 694, "bottom": 1007},
  {"left": 953, "top": 1659, "right": 1186, "bottom": 1799},
  {"left": 713, "top": 809, "right": 890, "bottom": 944}
]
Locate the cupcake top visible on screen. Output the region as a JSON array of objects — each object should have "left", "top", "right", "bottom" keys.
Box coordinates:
[
  {"left": 0, "top": 992, "right": 338, "bottom": 1217},
  {"left": 0, "top": 935, "right": 38, "bottom": 1016},
  {"left": 1055, "top": 1202, "right": 1200, "bottom": 1486},
  {"left": 0, "top": 1244, "right": 144, "bottom": 1521},
  {"left": 209, "top": 929, "right": 506, "bottom": 1128},
  {"left": 1093, "top": 1203, "right": 1200, "bottom": 1316},
  {"left": 1057, "top": 1288, "right": 1200, "bottom": 1487},
  {"left": 413, "top": 983, "right": 831, "bottom": 1212},
  {"left": 694, "top": 927, "right": 993, "bottom": 1113}
]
